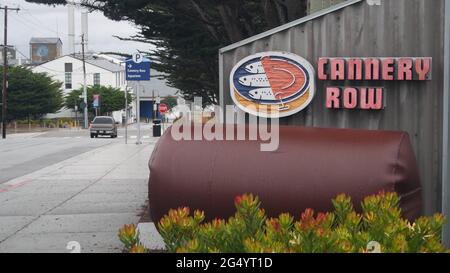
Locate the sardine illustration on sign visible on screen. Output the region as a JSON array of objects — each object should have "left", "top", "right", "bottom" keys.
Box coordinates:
[
  {"left": 248, "top": 88, "right": 276, "bottom": 100},
  {"left": 245, "top": 61, "right": 265, "bottom": 74},
  {"left": 230, "top": 51, "right": 315, "bottom": 118},
  {"left": 238, "top": 74, "right": 270, "bottom": 87}
]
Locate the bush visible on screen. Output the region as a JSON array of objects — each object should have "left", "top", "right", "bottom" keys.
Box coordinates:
[
  {"left": 118, "top": 224, "right": 147, "bottom": 253},
  {"left": 16, "top": 119, "right": 41, "bottom": 125},
  {"left": 120, "top": 192, "right": 448, "bottom": 253}
]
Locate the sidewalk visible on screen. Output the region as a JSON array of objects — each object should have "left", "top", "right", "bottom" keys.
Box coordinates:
[{"left": 0, "top": 140, "right": 157, "bottom": 253}]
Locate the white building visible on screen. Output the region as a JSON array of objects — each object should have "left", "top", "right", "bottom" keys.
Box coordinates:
[
  {"left": 32, "top": 54, "right": 127, "bottom": 120},
  {"left": 33, "top": 53, "right": 182, "bottom": 123}
]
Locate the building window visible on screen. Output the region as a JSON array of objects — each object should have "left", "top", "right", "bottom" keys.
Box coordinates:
[
  {"left": 93, "top": 73, "right": 100, "bottom": 86},
  {"left": 65, "top": 72, "right": 72, "bottom": 89},
  {"left": 65, "top": 63, "right": 73, "bottom": 72}
]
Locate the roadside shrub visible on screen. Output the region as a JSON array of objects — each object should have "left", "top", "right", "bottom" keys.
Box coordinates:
[
  {"left": 16, "top": 119, "right": 41, "bottom": 125},
  {"left": 118, "top": 224, "right": 147, "bottom": 253},
  {"left": 120, "top": 192, "right": 448, "bottom": 253},
  {"left": 14, "top": 118, "right": 79, "bottom": 128}
]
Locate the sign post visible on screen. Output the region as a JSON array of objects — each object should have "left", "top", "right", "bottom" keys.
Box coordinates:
[
  {"left": 159, "top": 103, "right": 168, "bottom": 114},
  {"left": 124, "top": 85, "right": 128, "bottom": 144},
  {"left": 159, "top": 103, "right": 168, "bottom": 132},
  {"left": 93, "top": 94, "right": 100, "bottom": 116},
  {"left": 136, "top": 83, "right": 141, "bottom": 144},
  {"left": 126, "top": 52, "right": 151, "bottom": 145}
]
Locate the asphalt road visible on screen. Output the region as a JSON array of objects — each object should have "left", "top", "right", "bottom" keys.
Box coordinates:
[
  {"left": 0, "top": 135, "right": 117, "bottom": 185},
  {"left": 0, "top": 123, "right": 158, "bottom": 184}
]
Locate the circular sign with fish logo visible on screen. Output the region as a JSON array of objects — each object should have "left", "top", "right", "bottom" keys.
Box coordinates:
[{"left": 230, "top": 51, "right": 315, "bottom": 118}]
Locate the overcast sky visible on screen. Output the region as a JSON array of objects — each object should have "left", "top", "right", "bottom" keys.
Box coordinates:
[{"left": 3, "top": 0, "right": 151, "bottom": 59}]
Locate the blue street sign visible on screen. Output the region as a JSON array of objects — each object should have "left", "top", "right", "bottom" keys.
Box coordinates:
[{"left": 126, "top": 58, "right": 151, "bottom": 81}]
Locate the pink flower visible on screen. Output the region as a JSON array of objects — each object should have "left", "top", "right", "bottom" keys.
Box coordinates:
[{"left": 234, "top": 195, "right": 243, "bottom": 206}]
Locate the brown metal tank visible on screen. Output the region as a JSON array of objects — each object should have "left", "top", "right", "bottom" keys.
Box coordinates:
[{"left": 148, "top": 125, "right": 422, "bottom": 223}]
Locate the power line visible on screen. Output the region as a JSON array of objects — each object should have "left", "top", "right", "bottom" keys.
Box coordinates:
[
  {"left": 9, "top": 12, "right": 47, "bottom": 36},
  {"left": 34, "top": 64, "right": 123, "bottom": 75},
  {"left": 9, "top": 9, "right": 65, "bottom": 38},
  {"left": 21, "top": 8, "right": 67, "bottom": 36},
  {"left": 11, "top": 13, "right": 47, "bottom": 35},
  {"left": 12, "top": 46, "right": 27, "bottom": 59}
]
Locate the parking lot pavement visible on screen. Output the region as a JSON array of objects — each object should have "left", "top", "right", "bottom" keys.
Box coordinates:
[{"left": 0, "top": 139, "right": 157, "bottom": 253}]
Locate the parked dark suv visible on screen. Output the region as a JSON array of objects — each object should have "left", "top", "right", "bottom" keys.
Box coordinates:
[{"left": 90, "top": 116, "right": 118, "bottom": 138}]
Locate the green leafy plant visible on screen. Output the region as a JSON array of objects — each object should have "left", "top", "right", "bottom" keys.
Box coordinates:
[
  {"left": 0, "top": 66, "right": 63, "bottom": 121},
  {"left": 118, "top": 224, "right": 147, "bottom": 253},
  {"left": 153, "top": 192, "right": 447, "bottom": 253},
  {"left": 65, "top": 85, "right": 133, "bottom": 116}
]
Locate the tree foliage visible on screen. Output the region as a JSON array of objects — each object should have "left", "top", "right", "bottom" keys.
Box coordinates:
[
  {"left": 65, "top": 85, "right": 132, "bottom": 116},
  {"left": 161, "top": 96, "right": 178, "bottom": 110},
  {"left": 0, "top": 66, "right": 63, "bottom": 121},
  {"left": 27, "top": 0, "right": 308, "bottom": 105}
]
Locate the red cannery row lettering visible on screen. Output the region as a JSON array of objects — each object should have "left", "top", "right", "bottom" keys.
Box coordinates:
[
  {"left": 326, "top": 87, "right": 384, "bottom": 110},
  {"left": 347, "top": 59, "right": 363, "bottom": 80},
  {"left": 318, "top": 57, "right": 432, "bottom": 81}
]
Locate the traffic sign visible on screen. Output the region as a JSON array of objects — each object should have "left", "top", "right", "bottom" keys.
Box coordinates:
[
  {"left": 159, "top": 103, "right": 168, "bottom": 114},
  {"left": 126, "top": 56, "right": 150, "bottom": 81},
  {"left": 132, "top": 52, "right": 144, "bottom": 64}
]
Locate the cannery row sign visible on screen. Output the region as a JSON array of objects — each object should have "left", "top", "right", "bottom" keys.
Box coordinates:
[
  {"left": 319, "top": 57, "right": 432, "bottom": 111},
  {"left": 230, "top": 51, "right": 315, "bottom": 118},
  {"left": 230, "top": 52, "right": 432, "bottom": 118}
]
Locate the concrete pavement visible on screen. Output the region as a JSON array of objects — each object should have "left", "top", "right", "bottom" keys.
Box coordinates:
[{"left": 0, "top": 135, "right": 157, "bottom": 253}]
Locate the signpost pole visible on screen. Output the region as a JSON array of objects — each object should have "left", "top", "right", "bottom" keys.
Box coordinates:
[
  {"left": 136, "top": 83, "right": 141, "bottom": 145},
  {"left": 125, "top": 85, "right": 128, "bottom": 144},
  {"left": 74, "top": 105, "right": 78, "bottom": 129},
  {"left": 152, "top": 90, "right": 155, "bottom": 122},
  {"left": 159, "top": 103, "right": 168, "bottom": 132}
]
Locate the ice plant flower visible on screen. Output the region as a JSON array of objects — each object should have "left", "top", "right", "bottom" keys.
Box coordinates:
[
  {"left": 194, "top": 210, "right": 205, "bottom": 223},
  {"left": 129, "top": 244, "right": 147, "bottom": 253},
  {"left": 118, "top": 224, "right": 139, "bottom": 251},
  {"left": 123, "top": 192, "right": 448, "bottom": 253},
  {"left": 234, "top": 195, "right": 243, "bottom": 206},
  {"left": 212, "top": 218, "right": 224, "bottom": 229}
]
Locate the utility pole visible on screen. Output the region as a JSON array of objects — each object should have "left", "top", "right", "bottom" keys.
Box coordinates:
[
  {"left": 1, "top": 6, "right": 19, "bottom": 139},
  {"left": 81, "top": 34, "right": 88, "bottom": 129}
]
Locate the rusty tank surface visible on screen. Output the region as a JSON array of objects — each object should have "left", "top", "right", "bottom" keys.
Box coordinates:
[{"left": 148, "top": 124, "right": 422, "bottom": 223}]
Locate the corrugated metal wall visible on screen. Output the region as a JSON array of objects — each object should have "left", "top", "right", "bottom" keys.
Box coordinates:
[{"left": 220, "top": 0, "right": 445, "bottom": 215}]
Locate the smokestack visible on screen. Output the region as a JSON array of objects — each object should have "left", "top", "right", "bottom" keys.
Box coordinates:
[
  {"left": 81, "top": 12, "right": 89, "bottom": 52},
  {"left": 68, "top": 4, "right": 75, "bottom": 54}
]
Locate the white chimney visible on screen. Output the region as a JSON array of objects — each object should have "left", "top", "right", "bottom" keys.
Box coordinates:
[
  {"left": 68, "top": 4, "right": 75, "bottom": 54},
  {"left": 81, "top": 12, "right": 89, "bottom": 52}
]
